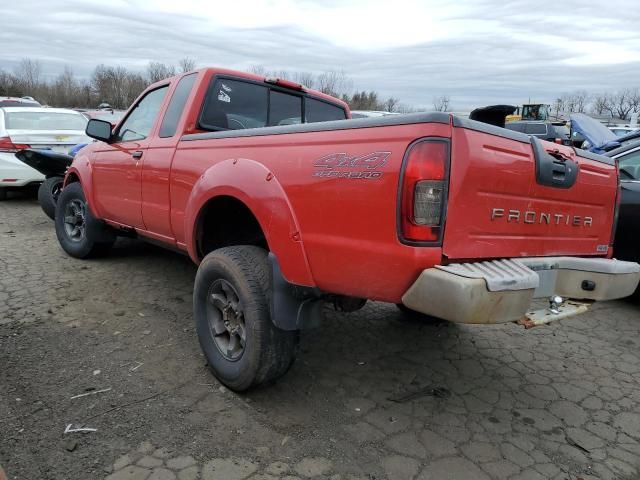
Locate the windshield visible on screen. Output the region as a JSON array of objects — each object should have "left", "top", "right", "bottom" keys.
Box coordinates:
[{"left": 5, "top": 111, "right": 87, "bottom": 131}]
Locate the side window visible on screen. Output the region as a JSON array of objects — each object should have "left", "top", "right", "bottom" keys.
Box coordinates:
[
  {"left": 200, "top": 79, "right": 268, "bottom": 130},
  {"left": 505, "top": 123, "right": 525, "bottom": 132},
  {"left": 269, "top": 91, "right": 302, "bottom": 126},
  {"left": 619, "top": 150, "right": 640, "bottom": 179},
  {"left": 526, "top": 123, "right": 547, "bottom": 135},
  {"left": 115, "top": 86, "right": 168, "bottom": 142},
  {"left": 159, "top": 74, "right": 196, "bottom": 138},
  {"left": 306, "top": 98, "right": 347, "bottom": 123}
]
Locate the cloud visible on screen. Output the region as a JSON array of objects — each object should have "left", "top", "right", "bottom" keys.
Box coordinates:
[{"left": 2, "top": 0, "right": 639, "bottom": 110}]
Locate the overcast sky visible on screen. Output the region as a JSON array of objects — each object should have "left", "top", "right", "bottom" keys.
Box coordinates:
[{"left": 2, "top": 0, "right": 639, "bottom": 110}]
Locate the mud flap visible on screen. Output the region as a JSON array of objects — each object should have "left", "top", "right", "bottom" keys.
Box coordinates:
[{"left": 268, "top": 253, "right": 323, "bottom": 331}]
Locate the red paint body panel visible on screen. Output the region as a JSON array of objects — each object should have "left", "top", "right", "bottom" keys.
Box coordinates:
[
  {"left": 66, "top": 67, "right": 619, "bottom": 305},
  {"left": 443, "top": 127, "right": 617, "bottom": 259}
]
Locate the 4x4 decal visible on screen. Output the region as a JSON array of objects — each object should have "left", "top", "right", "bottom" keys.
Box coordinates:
[{"left": 312, "top": 151, "right": 391, "bottom": 179}]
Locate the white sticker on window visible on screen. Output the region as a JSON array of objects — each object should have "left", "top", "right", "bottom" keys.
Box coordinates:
[
  {"left": 221, "top": 83, "right": 232, "bottom": 92},
  {"left": 218, "top": 90, "right": 230, "bottom": 103}
]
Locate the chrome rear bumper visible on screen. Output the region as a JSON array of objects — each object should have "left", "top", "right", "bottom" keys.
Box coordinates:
[{"left": 402, "top": 257, "right": 640, "bottom": 324}]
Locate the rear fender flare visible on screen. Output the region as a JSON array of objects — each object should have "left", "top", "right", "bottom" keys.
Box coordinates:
[{"left": 185, "top": 158, "right": 314, "bottom": 287}]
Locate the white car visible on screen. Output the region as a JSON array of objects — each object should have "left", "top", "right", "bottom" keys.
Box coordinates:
[
  {"left": 0, "top": 107, "right": 90, "bottom": 200},
  {"left": 350, "top": 110, "right": 400, "bottom": 119}
]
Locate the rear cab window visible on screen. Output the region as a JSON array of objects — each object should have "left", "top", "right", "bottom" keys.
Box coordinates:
[
  {"left": 199, "top": 76, "right": 346, "bottom": 132},
  {"left": 159, "top": 73, "right": 197, "bottom": 138}
]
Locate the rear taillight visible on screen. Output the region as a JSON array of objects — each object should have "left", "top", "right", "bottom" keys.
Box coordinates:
[
  {"left": 554, "top": 138, "right": 563, "bottom": 145},
  {"left": 0, "top": 136, "right": 30, "bottom": 153},
  {"left": 400, "top": 139, "right": 449, "bottom": 243}
]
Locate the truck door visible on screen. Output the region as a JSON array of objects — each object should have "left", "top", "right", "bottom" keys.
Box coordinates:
[
  {"left": 143, "top": 73, "right": 197, "bottom": 241},
  {"left": 92, "top": 85, "right": 169, "bottom": 228}
]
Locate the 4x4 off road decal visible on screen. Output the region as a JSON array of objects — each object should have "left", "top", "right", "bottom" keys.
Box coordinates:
[{"left": 312, "top": 151, "right": 391, "bottom": 179}]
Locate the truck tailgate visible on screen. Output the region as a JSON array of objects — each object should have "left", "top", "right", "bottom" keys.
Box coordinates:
[{"left": 443, "top": 121, "right": 618, "bottom": 259}]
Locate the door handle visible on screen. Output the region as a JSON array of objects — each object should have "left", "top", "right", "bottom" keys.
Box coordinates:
[{"left": 132, "top": 150, "right": 143, "bottom": 159}]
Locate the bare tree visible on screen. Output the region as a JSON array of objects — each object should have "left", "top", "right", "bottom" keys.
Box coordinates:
[
  {"left": 249, "top": 64, "right": 266, "bottom": 75},
  {"left": 14, "top": 58, "right": 42, "bottom": 95},
  {"left": 384, "top": 97, "right": 399, "bottom": 113},
  {"left": 432, "top": 95, "right": 450, "bottom": 112},
  {"left": 609, "top": 90, "right": 634, "bottom": 120},
  {"left": 147, "top": 62, "right": 176, "bottom": 83},
  {"left": 591, "top": 94, "right": 611, "bottom": 115},
  {"left": 317, "top": 71, "right": 352, "bottom": 98},
  {"left": 178, "top": 57, "right": 196, "bottom": 73}
]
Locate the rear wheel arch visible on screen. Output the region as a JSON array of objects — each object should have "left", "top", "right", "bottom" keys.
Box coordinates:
[
  {"left": 195, "top": 195, "right": 269, "bottom": 259},
  {"left": 185, "top": 159, "right": 315, "bottom": 287}
]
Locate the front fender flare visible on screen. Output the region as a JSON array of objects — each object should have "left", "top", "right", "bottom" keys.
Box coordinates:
[
  {"left": 185, "top": 158, "right": 315, "bottom": 287},
  {"left": 63, "top": 154, "right": 99, "bottom": 218}
]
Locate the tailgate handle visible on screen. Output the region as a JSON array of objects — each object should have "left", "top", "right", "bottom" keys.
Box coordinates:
[{"left": 531, "top": 136, "right": 578, "bottom": 189}]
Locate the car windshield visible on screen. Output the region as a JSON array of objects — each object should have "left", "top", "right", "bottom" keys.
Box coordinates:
[{"left": 5, "top": 111, "right": 87, "bottom": 130}]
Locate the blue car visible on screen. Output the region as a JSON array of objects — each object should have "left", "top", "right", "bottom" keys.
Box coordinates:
[{"left": 571, "top": 113, "right": 640, "bottom": 153}]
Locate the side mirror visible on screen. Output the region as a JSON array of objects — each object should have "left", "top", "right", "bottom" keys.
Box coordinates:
[{"left": 86, "top": 119, "right": 112, "bottom": 143}]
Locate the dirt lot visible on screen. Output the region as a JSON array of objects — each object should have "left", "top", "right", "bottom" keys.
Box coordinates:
[{"left": 1, "top": 196, "right": 640, "bottom": 480}]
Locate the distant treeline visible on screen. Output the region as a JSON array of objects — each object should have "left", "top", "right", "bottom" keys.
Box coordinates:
[
  {"left": 3, "top": 58, "right": 638, "bottom": 119},
  {"left": 0, "top": 58, "right": 417, "bottom": 113}
]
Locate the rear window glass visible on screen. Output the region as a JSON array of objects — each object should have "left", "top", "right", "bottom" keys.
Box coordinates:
[
  {"left": 200, "top": 77, "right": 346, "bottom": 131},
  {"left": 526, "top": 123, "right": 547, "bottom": 135},
  {"left": 201, "top": 79, "right": 268, "bottom": 130},
  {"left": 5, "top": 112, "right": 87, "bottom": 130},
  {"left": 306, "top": 98, "right": 346, "bottom": 123},
  {"left": 0, "top": 100, "right": 40, "bottom": 108},
  {"left": 269, "top": 91, "right": 302, "bottom": 126},
  {"left": 505, "top": 123, "right": 525, "bottom": 133},
  {"left": 159, "top": 73, "right": 197, "bottom": 137}
]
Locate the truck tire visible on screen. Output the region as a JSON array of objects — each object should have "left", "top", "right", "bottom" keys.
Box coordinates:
[
  {"left": 38, "top": 176, "right": 64, "bottom": 220},
  {"left": 54, "top": 182, "right": 115, "bottom": 258},
  {"left": 194, "top": 246, "right": 299, "bottom": 391}
]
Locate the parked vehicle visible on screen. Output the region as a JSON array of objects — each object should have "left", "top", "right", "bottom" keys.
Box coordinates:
[
  {"left": 504, "top": 120, "right": 571, "bottom": 145},
  {"left": 350, "top": 110, "right": 399, "bottom": 118},
  {"left": 0, "top": 96, "right": 41, "bottom": 108},
  {"left": 605, "top": 142, "right": 640, "bottom": 288},
  {"left": 0, "top": 107, "right": 89, "bottom": 200},
  {"left": 609, "top": 126, "right": 638, "bottom": 137},
  {"left": 570, "top": 113, "right": 640, "bottom": 153},
  {"left": 54, "top": 67, "right": 640, "bottom": 391},
  {"left": 469, "top": 105, "right": 516, "bottom": 128},
  {"left": 16, "top": 148, "right": 76, "bottom": 219},
  {"left": 80, "top": 109, "right": 126, "bottom": 125}
]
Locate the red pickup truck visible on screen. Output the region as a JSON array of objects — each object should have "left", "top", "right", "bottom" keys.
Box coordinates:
[{"left": 55, "top": 67, "right": 640, "bottom": 391}]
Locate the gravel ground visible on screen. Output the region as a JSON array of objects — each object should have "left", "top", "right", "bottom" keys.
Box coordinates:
[{"left": 1, "top": 195, "right": 640, "bottom": 480}]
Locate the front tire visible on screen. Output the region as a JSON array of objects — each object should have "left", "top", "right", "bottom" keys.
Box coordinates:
[
  {"left": 38, "top": 176, "right": 64, "bottom": 220},
  {"left": 54, "top": 182, "right": 115, "bottom": 258},
  {"left": 194, "top": 246, "right": 299, "bottom": 391}
]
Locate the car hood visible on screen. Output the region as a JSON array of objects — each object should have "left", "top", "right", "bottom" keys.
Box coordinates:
[{"left": 570, "top": 113, "right": 621, "bottom": 153}]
